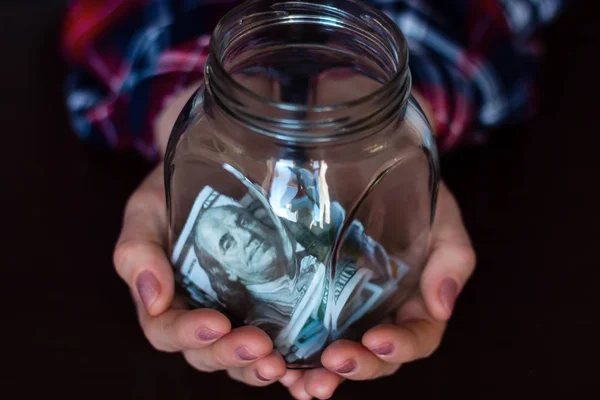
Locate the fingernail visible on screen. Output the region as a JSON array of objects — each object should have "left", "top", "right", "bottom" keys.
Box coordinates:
[
  {"left": 236, "top": 346, "right": 259, "bottom": 361},
  {"left": 255, "top": 369, "right": 273, "bottom": 382},
  {"left": 334, "top": 359, "right": 356, "bottom": 374},
  {"left": 195, "top": 328, "right": 223, "bottom": 341},
  {"left": 440, "top": 278, "right": 459, "bottom": 314},
  {"left": 136, "top": 271, "right": 160, "bottom": 309},
  {"left": 370, "top": 342, "right": 394, "bottom": 356}
]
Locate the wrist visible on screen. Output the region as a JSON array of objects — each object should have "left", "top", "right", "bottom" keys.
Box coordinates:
[
  {"left": 153, "top": 80, "right": 204, "bottom": 158},
  {"left": 411, "top": 89, "right": 437, "bottom": 135}
]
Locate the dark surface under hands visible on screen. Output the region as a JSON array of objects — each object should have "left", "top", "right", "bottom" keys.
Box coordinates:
[{"left": 1, "top": 1, "right": 598, "bottom": 398}]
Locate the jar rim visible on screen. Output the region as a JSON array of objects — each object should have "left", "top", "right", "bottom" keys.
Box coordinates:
[{"left": 207, "top": 0, "right": 410, "bottom": 114}]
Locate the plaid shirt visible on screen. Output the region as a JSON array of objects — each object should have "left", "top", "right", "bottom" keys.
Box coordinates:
[{"left": 63, "top": 0, "right": 565, "bottom": 160}]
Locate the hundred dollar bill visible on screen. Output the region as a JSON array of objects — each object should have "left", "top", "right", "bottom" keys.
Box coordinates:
[
  {"left": 329, "top": 259, "right": 378, "bottom": 333},
  {"left": 173, "top": 180, "right": 409, "bottom": 361},
  {"left": 279, "top": 317, "right": 329, "bottom": 363},
  {"left": 275, "top": 259, "right": 392, "bottom": 360},
  {"left": 274, "top": 259, "right": 373, "bottom": 356},
  {"left": 268, "top": 160, "right": 343, "bottom": 263},
  {"left": 267, "top": 160, "right": 409, "bottom": 283},
  {"left": 173, "top": 186, "right": 342, "bottom": 352}
]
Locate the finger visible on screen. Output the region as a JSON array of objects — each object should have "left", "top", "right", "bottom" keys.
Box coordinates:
[
  {"left": 154, "top": 80, "right": 203, "bottom": 155},
  {"left": 183, "top": 325, "right": 273, "bottom": 371},
  {"left": 289, "top": 376, "right": 313, "bottom": 400},
  {"left": 227, "top": 351, "right": 287, "bottom": 386},
  {"left": 280, "top": 369, "right": 305, "bottom": 388},
  {"left": 380, "top": 362, "right": 402, "bottom": 377},
  {"left": 114, "top": 165, "right": 174, "bottom": 316},
  {"left": 421, "top": 182, "right": 476, "bottom": 320},
  {"left": 137, "top": 305, "right": 231, "bottom": 352},
  {"left": 303, "top": 368, "right": 343, "bottom": 400},
  {"left": 321, "top": 340, "right": 385, "bottom": 381},
  {"left": 362, "top": 318, "right": 446, "bottom": 365}
]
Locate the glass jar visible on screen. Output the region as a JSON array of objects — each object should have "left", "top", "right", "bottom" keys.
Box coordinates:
[{"left": 165, "top": 0, "right": 439, "bottom": 368}]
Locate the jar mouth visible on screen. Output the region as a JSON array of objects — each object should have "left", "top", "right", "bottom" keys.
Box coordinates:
[{"left": 206, "top": 0, "right": 411, "bottom": 141}]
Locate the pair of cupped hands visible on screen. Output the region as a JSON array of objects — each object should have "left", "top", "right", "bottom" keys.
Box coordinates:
[{"left": 113, "top": 87, "right": 476, "bottom": 399}]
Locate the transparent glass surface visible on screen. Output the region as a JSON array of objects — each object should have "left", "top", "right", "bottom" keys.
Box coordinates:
[{"left": 165, "top": 0, "right": 439, "bottom": 368}]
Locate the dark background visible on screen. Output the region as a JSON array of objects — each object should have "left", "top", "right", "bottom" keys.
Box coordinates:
[{"left": 1, "top": 1, "right": 598, "bottom": 398}]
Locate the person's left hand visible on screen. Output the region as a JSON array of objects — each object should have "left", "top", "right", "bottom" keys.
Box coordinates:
[{"left": 277, "top": 181, "right": 476, "bottom": 399}]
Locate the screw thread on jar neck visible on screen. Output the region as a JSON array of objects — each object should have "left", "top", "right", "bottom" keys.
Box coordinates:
[{"left": 205, "top": 0, "right": 411, "bottom": 143}]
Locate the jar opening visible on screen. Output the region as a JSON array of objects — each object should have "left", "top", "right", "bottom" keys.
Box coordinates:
[{"left": 206, "top": 0, "right": 411, "bottom": 141}]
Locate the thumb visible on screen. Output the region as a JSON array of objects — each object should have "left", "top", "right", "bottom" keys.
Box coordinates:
[
  {"left": 113, "top": 164, "right": 175, "bottom": 316},
  {"left": 420, "top": 183, "right": 476, "bottom": 321}
]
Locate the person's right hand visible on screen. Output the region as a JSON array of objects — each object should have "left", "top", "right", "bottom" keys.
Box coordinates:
[{"left": 113, "top": 163, "right": 288, "bottom": 386}]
